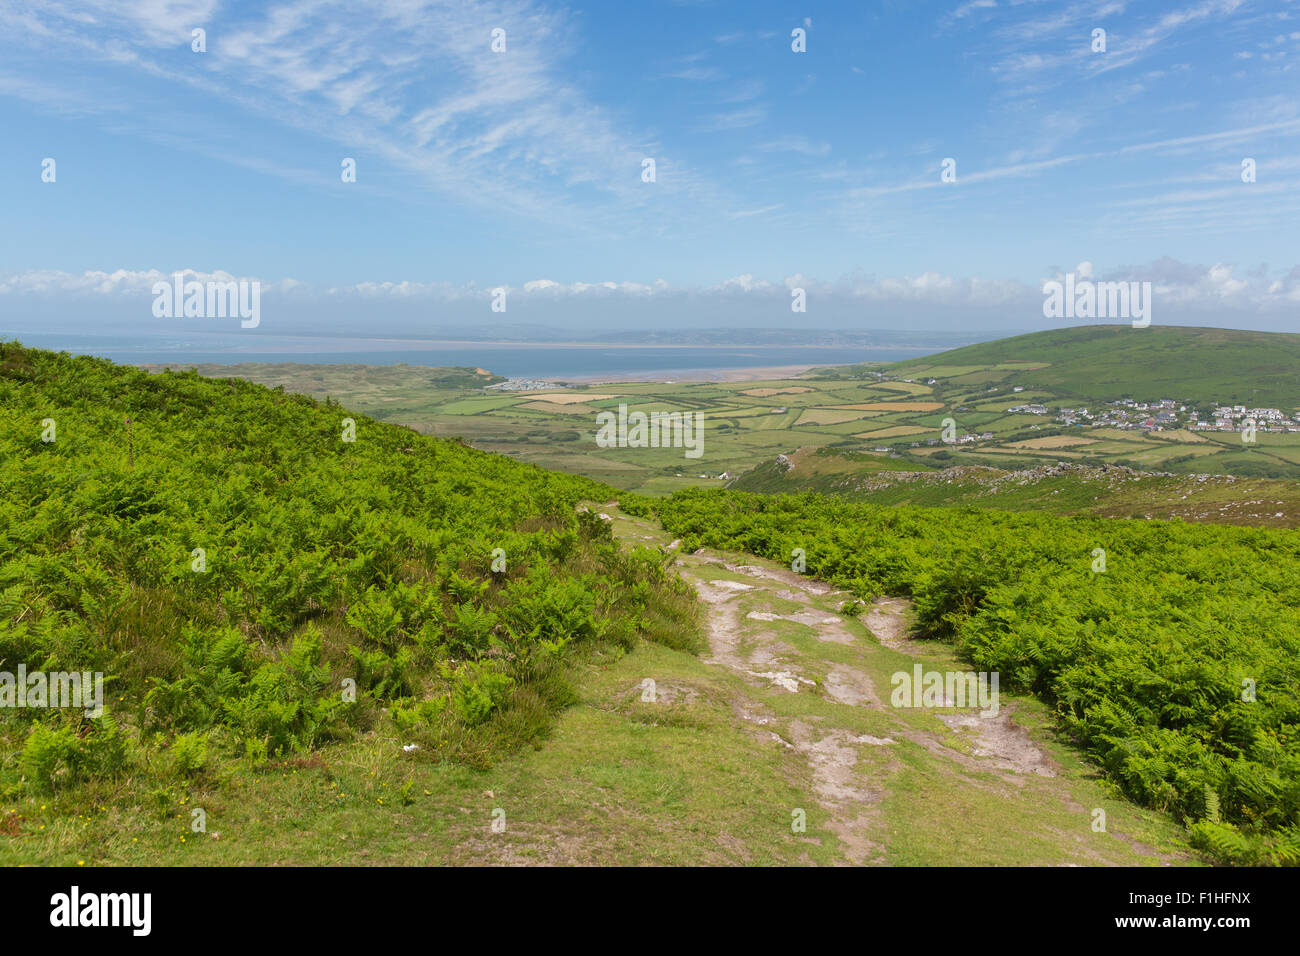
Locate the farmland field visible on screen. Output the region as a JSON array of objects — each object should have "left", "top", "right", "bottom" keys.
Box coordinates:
[{"left": 150, "top": 326, "right": 1300, "bottom": 528}]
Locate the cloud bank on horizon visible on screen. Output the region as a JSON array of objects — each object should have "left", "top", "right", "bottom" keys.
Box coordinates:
[
  {"left": 1, "top": 0, "right": 1298, "bottom": 336},
  {"left": 2, "top": 259, "right": 1298, "bottom": 337}
]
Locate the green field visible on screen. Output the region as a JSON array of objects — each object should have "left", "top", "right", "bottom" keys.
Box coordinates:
[
  {"left": 145, "top": 364, "right": 937, "bottom": 491},
  {"left": 157, "top": 326, "right": 1300, "bottom": 522}
]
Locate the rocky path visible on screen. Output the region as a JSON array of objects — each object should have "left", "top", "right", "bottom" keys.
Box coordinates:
[{"left": 608, "top": 505, "right": 1185, "bottom": 866}]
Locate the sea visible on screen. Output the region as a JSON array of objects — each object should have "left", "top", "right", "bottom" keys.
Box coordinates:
[{"left": 7, "top": 331, "right": 943, "bottom": 380}]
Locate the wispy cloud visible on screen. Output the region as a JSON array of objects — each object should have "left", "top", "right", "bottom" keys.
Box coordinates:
[
  {"left": 758, "top": 136, "right": 830, "bottom": 156},
  {"left": 940, "top": 0, "right": 998, "bottom": 29},
  {"left": 0, "top": 0, "right": 733, "bottom": 232},
  {"left": 844, "top": 118, "right": 1300, "bottom": 202},
  {"left": 699, "top": 106, "right": 766, "bottom": 131},
  {"left": 729, "top": 204, "right": 784, "bottom": 219}
]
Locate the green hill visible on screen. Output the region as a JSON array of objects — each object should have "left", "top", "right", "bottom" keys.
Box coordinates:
[
  {"left": 139, "top": 361, "right": 506, "bottom": 395},
  {"left": 885, "top": 325, "right": 1300, "bottom": 409},
  {"left": 0, "top": 342, "right": 694, "bottom": 848},
  {"left": 730, "top": 447, "right": 1300, "bottom": 528}
]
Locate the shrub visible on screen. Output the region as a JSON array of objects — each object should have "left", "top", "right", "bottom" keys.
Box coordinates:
[
  {"left": 452, "top": 665, "right": 516, "bottom": 726},
  {"left": 639, "top": 486, "right": 1300, "bottom": 863},
  {"left": 170, "top": 731, "right": 208, "bottom": 777},
  {"left": 18, "top": 725, "right": 77, "bottom": 794}
]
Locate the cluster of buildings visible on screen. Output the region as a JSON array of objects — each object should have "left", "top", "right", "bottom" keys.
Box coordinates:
[
  {"left": 1198, "top": 405, "right": 1298, "bottom": 433},
  {"left": 485, "top": 378, "right": 565, "bottom": 392},
  {"left": 1003, "top": 395, "right": 1300, "bottom": 434},
  {"left": 1087, "top": 399, "right": 1180, "bottom": 430},
  {"left": 929, "top": 433, "right": 994, "bottom": 446}
]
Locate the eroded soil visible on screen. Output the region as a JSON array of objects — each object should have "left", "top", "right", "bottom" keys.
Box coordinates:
[{"left": 608, "top": 506, "right": 1185, "bottom": 866}]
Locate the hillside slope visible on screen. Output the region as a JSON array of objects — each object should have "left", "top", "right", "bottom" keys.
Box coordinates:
[
  {"left": 0, "top": 342, "right": 1191, "bottom": 868},
  {"left": 731, "top": 447, "right": 1300, "bottom": 528},
  {"left": 140, "top": 361, "right": 506, "bottom": 395},
  {"left": 0, "top": 490, "right": 1194, "bottom": 866},
  {"left": 4, "top": 341, "right": 1291, "bottom": 867},
  {"left": 0, "top": 342, "right": 696, "bottom": 857},
  {"left": 627, "top": 487, "right": 1300, "bottom": 865},
  {"left": 884, "top": 325, "right": 1300, "bottom": 408}
]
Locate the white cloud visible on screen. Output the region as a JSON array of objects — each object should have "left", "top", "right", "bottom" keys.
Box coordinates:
[
  {"left": 8, "top": 262, "right": 1293, "bottom": 315},
  {"left": 707, "top": 274, "right": 775, "bottom": 293},
  {"left": 0, "top": 268, "right": 298, "bottom": 295}
]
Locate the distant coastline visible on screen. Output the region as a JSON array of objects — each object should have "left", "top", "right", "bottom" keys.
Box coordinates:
[
  {"left": 125, "top": 346, "right": 932, "bottom": 381},
  {"left": 561, "top": 362, "right": 839, "bottom": 383},
  {"left": 6, "top": 327, "right": 980, "bottom": 353},
  {"left": 7, "top": 332, "right": 945, "bottom": 380}
]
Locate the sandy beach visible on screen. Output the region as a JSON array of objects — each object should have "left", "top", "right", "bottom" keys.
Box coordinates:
[{"left": 560, "top": 362, "right": 835, "bottom": 384}]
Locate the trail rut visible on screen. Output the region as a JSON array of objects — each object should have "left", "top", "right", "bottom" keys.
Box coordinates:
[{"left": 609, "top": 507, "right": 1182, "bottom": 866}]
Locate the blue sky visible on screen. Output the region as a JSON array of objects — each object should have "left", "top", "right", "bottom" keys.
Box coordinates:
[{"left": 1, "top": 0, "right": 1299, "bottom": 336}]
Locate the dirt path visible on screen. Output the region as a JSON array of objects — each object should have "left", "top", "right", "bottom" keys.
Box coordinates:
[{"left": 608, "top": 505, "right": 1186, "bottom": 866}]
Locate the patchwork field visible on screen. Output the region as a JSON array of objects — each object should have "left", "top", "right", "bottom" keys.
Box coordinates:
[{"left": 151, "top": 326, "right": 1300, "bottom": 505}]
